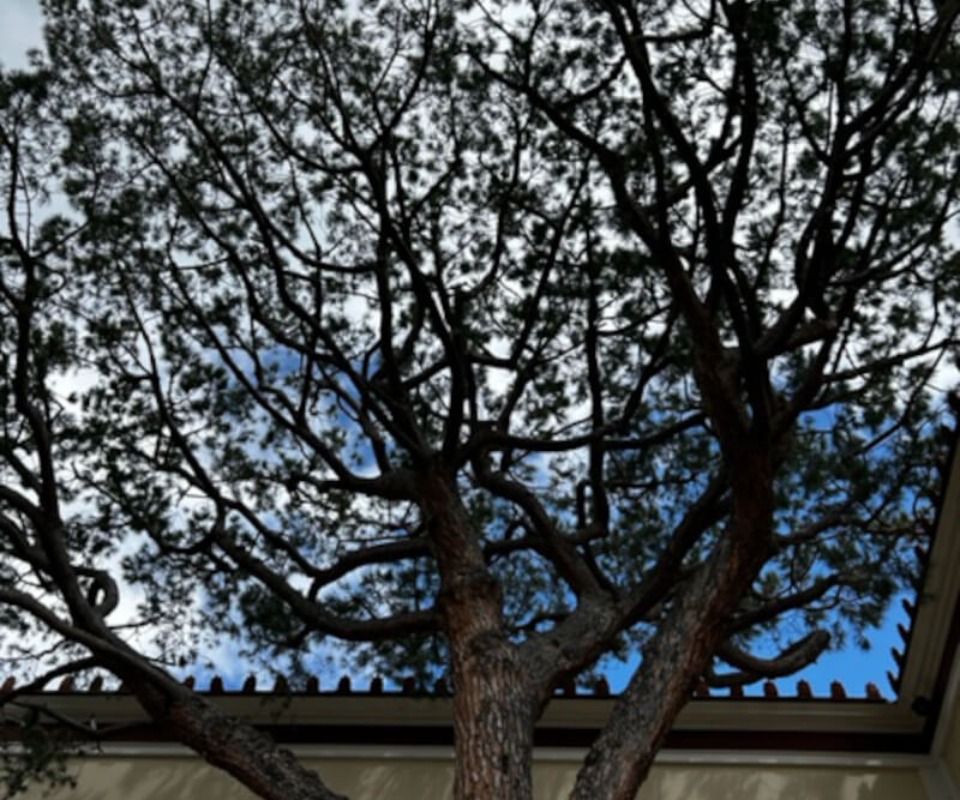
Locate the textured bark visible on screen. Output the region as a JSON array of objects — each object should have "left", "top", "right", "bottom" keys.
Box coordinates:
[
  {"left": 449, "top": 642, "right": 535, "bottom": 800},
  {"left": 420, "top": 472, "right": 536, "bottom": 800},
  {"left": 569, "top": 445, "right": 775, "bottom": 800},
  {"left": 128, "top": 678, "right": 348, "bottom": 800}
]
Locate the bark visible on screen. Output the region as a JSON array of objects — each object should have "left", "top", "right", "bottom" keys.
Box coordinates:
[
  {"left": 449, "top": 643, "right": 536, "bottom": 800},
  {"left": 420, "top": 471, "right": 536, "bottom": 800},
  {"left": 569, "top": 445, "right": 774, "bottom": 800},
  {"left": 128, "top": 677, "right": 348, "bottom": 800}
]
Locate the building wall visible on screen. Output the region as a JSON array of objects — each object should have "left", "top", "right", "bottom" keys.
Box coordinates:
[
  {"left": 946, "top": 688, "right": 960, "bottom": 790},
  {"left": 20, "top": 752, "right": 931, "bottom": 800}
]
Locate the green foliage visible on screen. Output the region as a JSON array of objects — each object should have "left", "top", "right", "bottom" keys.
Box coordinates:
[
  {"left": 0, "top": 722, "right": 77, "bottom": 800},
  {"left": 3, "top": 0, "right": 960, "bottom": 717}
]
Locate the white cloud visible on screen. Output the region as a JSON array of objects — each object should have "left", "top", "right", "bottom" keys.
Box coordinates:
[{"left": 0, "top": 0, "right": 44, "bottom": 71}]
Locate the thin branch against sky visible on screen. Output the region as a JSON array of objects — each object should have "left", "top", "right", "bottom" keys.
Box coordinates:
[{"left": 0, "top": 0, "right": 936, "bottom": 701}]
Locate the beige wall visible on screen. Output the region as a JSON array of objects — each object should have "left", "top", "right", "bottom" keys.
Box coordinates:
[
  {"left": 21, "top": 754, "right": 930, "bottom": 800},
  {"left": 946, "top": 688, "right": 960, "bottom": 790}
]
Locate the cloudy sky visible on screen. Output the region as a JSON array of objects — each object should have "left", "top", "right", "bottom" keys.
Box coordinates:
[
  {"left": 0, "top": 0, "right": 44, "bottom": 71},
  {"left": 0, "top": 0, "right": 917, "bottom": 700}
]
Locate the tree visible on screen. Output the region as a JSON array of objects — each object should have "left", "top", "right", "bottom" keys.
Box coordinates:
[{"left": 2, "top": 0, "right": 960, "bottom": 798}]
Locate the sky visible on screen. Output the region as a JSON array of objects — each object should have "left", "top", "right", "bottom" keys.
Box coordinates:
[
  {"left": 0, "top": 0, "right": 44, "bottom": 71},
  {"left": 0, "top": 0, "right": 917, "bottom": 701}
]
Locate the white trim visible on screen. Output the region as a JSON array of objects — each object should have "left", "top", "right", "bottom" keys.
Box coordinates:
[
  {"left": 7, "top": 693, "right": 923, "bottom": 735},
  {"left": 924, "top": 647, "right": 960, "bottom": 800},
  {"left": 920, "top": 759, "right": 960, "bottom": 800},
  {"left": 654, "top": 750, "right": 931, "bottom": 769},
  {"left": 899, "top": 440, "right": 960, "bottom": 710},
  {"left": 932, "top": 647, "right": 960, "bottom": 758},
  {"left": 29, "top": 741, "right": 939, "bottom": 769}
]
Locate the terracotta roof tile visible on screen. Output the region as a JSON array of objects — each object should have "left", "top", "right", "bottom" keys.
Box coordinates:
[
  {"left": 881, "top": 415, "right": 957, "bottom": 701},
  {"left": 891, "top": 647, "right": 904, "bottom": 669},
  {"left": 887, "top": 669, "right": 900, "bottom": 694},
  {"left": 0, "top": 671, "right": 906, "bottom": 701}
]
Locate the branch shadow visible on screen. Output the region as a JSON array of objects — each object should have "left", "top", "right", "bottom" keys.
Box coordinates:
[
  {"left": 533, "top": 763, "right": 928, "bottom": 800},
  {"left": 25, "top": 756, "right": 456, "bottom": 800},
  {"left": 23, "top": 756, "right": 928, "bottom": 800}
]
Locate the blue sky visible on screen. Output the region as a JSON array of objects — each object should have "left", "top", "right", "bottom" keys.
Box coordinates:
[
  {"left": 601, "top": 594, "right": 912, "bottom": 699},
  {"left": 0, "top": 0, "right": 919, "bottom": 702}
]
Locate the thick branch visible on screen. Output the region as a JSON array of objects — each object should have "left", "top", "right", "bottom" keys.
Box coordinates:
[{"left": 707, "top": 630, "right": 830, "bottom": 687}]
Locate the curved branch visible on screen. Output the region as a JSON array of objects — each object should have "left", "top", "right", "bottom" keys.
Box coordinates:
[{"left": 708, "top": 630, "right": 831, "bottom": 687}]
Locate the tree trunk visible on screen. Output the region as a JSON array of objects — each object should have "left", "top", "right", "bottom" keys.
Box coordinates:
[
  {"left": 420, "top": 471, "right": 536, "bottom": 800},
  {"left": 450, "top": 638, "right": 536, "bottom": 800},
  {"left": 569, "top": 444, "right": 775, "bottom": 800},
  {"left": 568, "top": 555, "right": 744, "bottom": 800}
]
